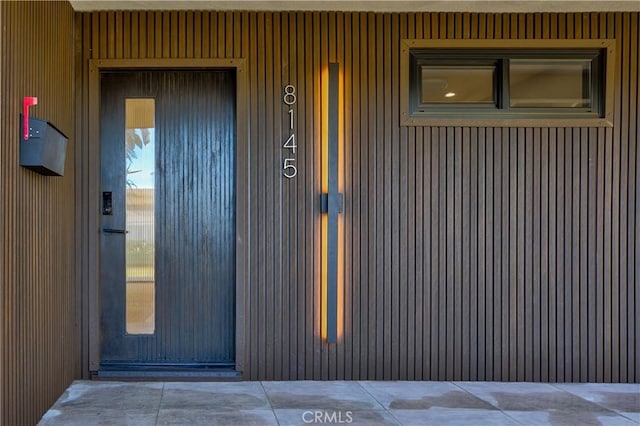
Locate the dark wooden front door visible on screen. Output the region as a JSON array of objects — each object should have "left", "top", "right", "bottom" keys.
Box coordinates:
[{"left": 99, "top": 71, "right": 236, "bottom": 367}]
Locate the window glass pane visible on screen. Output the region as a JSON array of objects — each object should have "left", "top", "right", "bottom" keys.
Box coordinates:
[
  {"left": 421, "top": 66, "right": 495, "bottom": 104},
  {"left": 125, "top": 98, "right": 155, "bottom": 335},
  {"left": 509, "top": 59, "right": 591, "bottom": 108}
]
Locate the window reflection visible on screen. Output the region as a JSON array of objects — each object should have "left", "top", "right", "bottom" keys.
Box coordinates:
[
  {"left": 125, "top": 98, "right": 155, "bottom": 335},
  {"left": 509, "top": 59, "right": 591, "bottom": 108},
  {"left": 421, "top": 66, "right": 496, "bottom": 104}
]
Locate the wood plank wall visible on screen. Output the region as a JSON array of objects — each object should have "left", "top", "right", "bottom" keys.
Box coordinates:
[
  {"left": 1, "top": 1, "right": 78, "bottom": 424},
  {"left": 76, "top": 11, "right": 639, "bottom": 382}
]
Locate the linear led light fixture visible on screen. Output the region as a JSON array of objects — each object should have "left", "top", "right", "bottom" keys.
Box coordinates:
[{"left": 320, "top": 62, "right": 343, "bottom": 344}]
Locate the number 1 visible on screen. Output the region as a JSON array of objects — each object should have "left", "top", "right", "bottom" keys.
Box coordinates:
[{"left": 288, "top": 109, "right": 294, "bottom": 130}]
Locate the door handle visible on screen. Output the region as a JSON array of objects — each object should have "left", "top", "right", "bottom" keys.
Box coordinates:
[{"left": 102, "top": 228, "right": 128, "bottom": 234}]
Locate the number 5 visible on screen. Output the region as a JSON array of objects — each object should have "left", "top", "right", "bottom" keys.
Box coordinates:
[{"left": 283, "top": 158, "right": 297, "bottom": 179}]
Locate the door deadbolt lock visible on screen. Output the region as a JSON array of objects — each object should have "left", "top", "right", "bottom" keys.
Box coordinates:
[{"left": 102, "top": 191, "right": 113, "bottom": 215}]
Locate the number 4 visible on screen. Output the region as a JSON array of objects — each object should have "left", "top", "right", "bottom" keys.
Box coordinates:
[{"left": 283, "top": 134, "right": 296, "bottom": 154}]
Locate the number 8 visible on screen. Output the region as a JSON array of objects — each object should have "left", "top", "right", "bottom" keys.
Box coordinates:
[{"left": 284, "top": 85, "right": 296, "bottom": 105}]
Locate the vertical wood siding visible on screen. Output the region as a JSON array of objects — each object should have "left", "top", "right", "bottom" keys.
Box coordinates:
[
  {"left": 1, "top": 1, "right": 77, "bottom": 424},
  {"left": 76, "top": 11, "right": 639, "bottom": 382}
]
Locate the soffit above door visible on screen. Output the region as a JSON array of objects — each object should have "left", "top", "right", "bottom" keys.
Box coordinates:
[{"left": 68, "top": 0, "right": 640, "bottom": 12}]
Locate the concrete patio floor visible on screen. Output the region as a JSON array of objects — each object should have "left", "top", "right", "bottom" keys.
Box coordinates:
[{"left": 39, "top": 380, "right": 639, "bottom": 425}]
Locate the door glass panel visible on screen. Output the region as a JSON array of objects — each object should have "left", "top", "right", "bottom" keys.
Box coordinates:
[
  {"left": 125, "top": 98, "right": 155, "bottom": 334},
  {"left": 421, "top": 65, "right": 496, "bottom": 104},
  {"left": 509, "top": 59, "right": 592, "bottom": 108}
]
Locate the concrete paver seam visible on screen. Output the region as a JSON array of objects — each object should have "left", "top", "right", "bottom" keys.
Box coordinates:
[
  {"left": 356, "top": 380, "right": 403, "bottom": 425},
  {"left": 449, "top": 381, "right": 527, "bottom": 425},
  {"left": 153, "top": 382, "right": 165, "bottom": 426},
  {"left": 548, "top": 382, "right": 640, "bottom": 424},
  {"left": 258, "top": 380, "right": 282, "bottom": 426}
]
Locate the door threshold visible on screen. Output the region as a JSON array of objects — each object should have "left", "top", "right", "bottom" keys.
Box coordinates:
[
  {"left": 95, "top": 370, "right": 242, "bottom": 381},
  {"left": 95, "top": 363, "right": 241, "bottom": 381}
]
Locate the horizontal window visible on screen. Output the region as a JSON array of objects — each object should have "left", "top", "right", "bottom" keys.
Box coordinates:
[{"left": 401, "top": 39, "right": 616, "bottom": 127}]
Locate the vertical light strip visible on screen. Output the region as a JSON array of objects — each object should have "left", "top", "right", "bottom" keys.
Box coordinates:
[{"left": 326, "top": 63, "right": 340, "bottom": 344}]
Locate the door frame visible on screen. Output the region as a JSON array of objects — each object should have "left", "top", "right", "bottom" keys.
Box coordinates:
[{"left": 87, "top": 58, "right": 248, "bottom": 376}]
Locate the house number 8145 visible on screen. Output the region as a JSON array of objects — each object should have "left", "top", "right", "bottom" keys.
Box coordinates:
[{"left": 283, "top": 85, "right": 297, "bottom": 179}]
